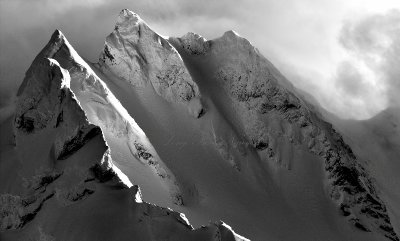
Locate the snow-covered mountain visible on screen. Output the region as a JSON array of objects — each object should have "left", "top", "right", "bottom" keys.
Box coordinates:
[{"left": 0, "top": 9, "right": 399, "bottom": 241}]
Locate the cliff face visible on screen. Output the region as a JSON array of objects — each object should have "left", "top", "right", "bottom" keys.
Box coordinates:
[{"left": 172, "top": 30, "right": 399, "bottom": 241}]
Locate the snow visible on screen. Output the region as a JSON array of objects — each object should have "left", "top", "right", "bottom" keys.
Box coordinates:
[
  {"left": 92, "top": 24, "right": 391, "bottom": 240},
  {"left": 219, "top": 222, "right": 250, "bottom": 241},
  {"left": 0, "top": 34, "right": 247, "bottom": 240},
  {"left": 1, "top": 8, "right": 399, "bottom": 241},
  {"left": 27, "top": 29, "right": 185, "bottom": 207},
  {"left": 98, "top": 9, "right": 204, "bottom": 118}
]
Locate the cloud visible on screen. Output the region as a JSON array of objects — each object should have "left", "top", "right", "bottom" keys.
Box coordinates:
[
  {"left": 337, "top": 9, "right": 400, "bottom": 107},
  {"left": 283, "top": 8, "right": 400, "bottom": 119},
  {"left": 335, "top": 61, "right": 370, "bottom": 96}
]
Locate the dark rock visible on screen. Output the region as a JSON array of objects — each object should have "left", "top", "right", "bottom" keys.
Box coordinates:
[
  {"left": 89, "top": 164, "right": 116, "bottom": 183},
  {"left": 57, "top": 125, "right": 101, "bottom": 160},
  {"left": 15, "top": 114, "right": 35, "bottom": 133},
  {"left": 55, "top": 111, "right": 63, "bottom": 127},
  {"left": 134, "top": 143, "right": 153, "bottom": 160}
]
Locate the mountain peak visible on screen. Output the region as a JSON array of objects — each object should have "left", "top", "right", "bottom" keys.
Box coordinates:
[
  {"left": 45, "top": 29, "right": 68, "bottom": 51},
  {"left": 223, "top": 30, "right": 241, "bottom": 38},
  {"left": 217, "top": 29, "right": 253, "bottom": 49},
  {"left": 116, "top": 9, "right": 143, "bottom": 28},
  {"left": 169, "top": 32, "right": 210, "bottom": 55},
  {"left": 98, "top": 9, "right": 204, "bottom": 118},
  {"left": 51, "top": 29, "right": 65, "bottom": 40}
]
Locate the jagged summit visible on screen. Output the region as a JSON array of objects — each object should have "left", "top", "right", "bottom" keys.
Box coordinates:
[
  {"left": 173, "top": 28, "right": 297, "bottom": 94},
  {"left": 217, "top": 30, "right": 257, "bottom": 54},
  {"left": 169, "top": 32, "right": 210, "bottom": 55},
  {"left": 47, "top": 29, "right": 65, "bottom": 45},
  {"left": 51, "top": 29, "right": 65, "bottom": 40},
  {"left": 182, "top": 32, "right": 208, "bottom": 41},
  {"left": 117, "top": 9, "right": 143, "bottom": 27},
  {"left": 16, "top": 29, "right": 64, "bottom": 96},
  {"left": 98, "top": 9, "right": 204, "bottom": 117}
]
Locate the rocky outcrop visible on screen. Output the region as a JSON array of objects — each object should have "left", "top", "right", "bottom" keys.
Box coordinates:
[
  {"left": 0, "top": 187, "right": 55, "bottom": 230},
  {"left": 169, "top": 32, "right": 211, "bottom": 55},
  {"left": 177, "top": 30, "right": 399, "bottom": 241},
  {"left": 98, "top": 9, "right": 204, "bottom": 118}
]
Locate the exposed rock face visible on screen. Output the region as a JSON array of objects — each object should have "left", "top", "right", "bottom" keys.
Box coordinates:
[
  {"left": 176, "top": 30, "right": 399, "bottom": 241},
  {"left": 98, "top": 9, "right": 204, "bottom": 118},
  {"left": 0, "top": 185, "right": 56, "bottom": 230},
  {"left": 169, "top": 32, "right": 211, "bottom": 55}
]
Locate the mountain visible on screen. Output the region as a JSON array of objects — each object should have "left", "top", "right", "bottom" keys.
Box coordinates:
[
  {"left": 1, "top": 9, "right": 399, "bottom": 241},
  {"left": 0, "top": 26, "right": 246, "bottom": 241},
  {"left": 328, "top": 107, "right": 400, "bottom": 238}
]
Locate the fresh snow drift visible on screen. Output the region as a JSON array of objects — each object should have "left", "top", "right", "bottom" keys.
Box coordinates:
[{"left": 0, "top": 8, "right": 399, "bottom": 241}]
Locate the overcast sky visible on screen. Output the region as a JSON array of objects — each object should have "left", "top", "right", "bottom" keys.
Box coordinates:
[{"left": 1, "top": 0, "right": 399, "bottom": 119}]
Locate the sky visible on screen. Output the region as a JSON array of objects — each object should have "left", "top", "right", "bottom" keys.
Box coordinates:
[{"left": 0, "top": 0, "right": 399, "bottom": 119}]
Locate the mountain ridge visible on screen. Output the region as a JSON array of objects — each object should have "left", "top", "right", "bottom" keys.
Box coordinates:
[
  {"left": 0, "top": 8, "right": 399, "bottom": 241},
  {"left": 1, "top": 30, "right": 248, "bottom": 241},
  {"left": 170, "top": 28, "right": 398, "bottom": 240}
]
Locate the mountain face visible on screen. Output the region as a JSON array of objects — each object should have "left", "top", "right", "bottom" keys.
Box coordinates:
[
  {"left": 98, "top": 9, "right": 204, "bottom": 118},
  {"left": 0, "top": 9, "right": 399, "bottom": 241},
  {"left": 1, "top": 30, "right": 246, "bottom": 241},
  {"left": 171, "top": 30, "right": 398, "bottom": 240}
]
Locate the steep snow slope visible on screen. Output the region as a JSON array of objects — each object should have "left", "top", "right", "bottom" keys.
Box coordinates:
[
  {"left": 0, "top": 50, "right": 247, "bottom": 240},
  {"left": 98, "top": 9, "right": 203, "bottom": 118},
  {"left": 31, "top": 29, "right": 186, "bottom": 207},
  {"left": 170, "top": 30, "right": 399, "bottom": 240},
  {"left": 94, "top": 9, "right": 398, "bottom": 241}
]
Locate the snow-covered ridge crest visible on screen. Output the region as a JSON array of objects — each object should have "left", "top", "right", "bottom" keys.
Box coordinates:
[
  {"left": 212, "top": 30, "right": 398, "bottom": 240},
  {"left": 30, "top": 29, "right": 184, "bottom": 204},
  {"left": 14, "top": 56, "right": 98, "bottom": 157},
  {"left": 169, "top": 32, "right": 211, "bottom": 55},
  {"left": 98, "top": 9, "right": 204, "bottom": 118},
  {"left": 117, "top": 9, "right": 144, "bottom": 30},
  {"left": 14, "top": 55, "right": 131, "bottom": 187}
]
